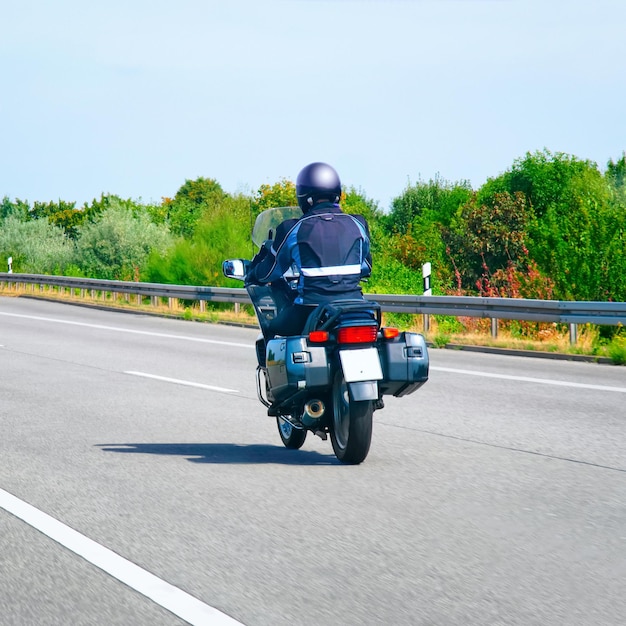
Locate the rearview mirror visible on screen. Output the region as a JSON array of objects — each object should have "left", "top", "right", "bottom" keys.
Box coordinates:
[{"left": 222, "top": 259, "right": 247, "bottom": 281}]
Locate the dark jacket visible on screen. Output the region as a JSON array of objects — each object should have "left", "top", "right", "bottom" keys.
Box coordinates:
[{"left": 247, "top": 202, "right": 372, "bottom": 305}]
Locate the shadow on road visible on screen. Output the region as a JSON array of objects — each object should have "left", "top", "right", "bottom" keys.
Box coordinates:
[{"left": 97, "top": 442, "right": 340, "bottom": 465}]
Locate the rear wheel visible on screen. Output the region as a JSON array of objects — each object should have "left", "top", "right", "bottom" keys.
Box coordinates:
[
  {"left": 276, "top": 416, "right": 307, "bottom": 449},
  {"left": 330, "top": 370, "right": 373, "bottom": 464}
]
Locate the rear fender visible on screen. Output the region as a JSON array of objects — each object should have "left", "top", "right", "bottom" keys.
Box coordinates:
[{"left": 348, "top": 381, "right": 379, "bottom": 401}]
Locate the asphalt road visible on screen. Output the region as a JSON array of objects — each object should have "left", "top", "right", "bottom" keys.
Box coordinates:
[{"left": 1, "top": 296, "right": 625, "bottom": 626}]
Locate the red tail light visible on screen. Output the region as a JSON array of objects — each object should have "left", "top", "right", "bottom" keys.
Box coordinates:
[{"left": 337, "top": 325, "right": 378, "bottom": 344}]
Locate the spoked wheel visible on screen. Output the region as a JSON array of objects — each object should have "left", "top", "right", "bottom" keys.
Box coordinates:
[
  {"left": 276, "top": 416, "right": 307, "bottom": 449},
  {"left": 330, "top": 370, "right": 373, "bottom": 464}
]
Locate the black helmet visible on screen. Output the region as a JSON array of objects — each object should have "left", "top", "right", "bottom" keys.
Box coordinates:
[{"left": 296, "top": 162, "right": 342, "bottom": 212}]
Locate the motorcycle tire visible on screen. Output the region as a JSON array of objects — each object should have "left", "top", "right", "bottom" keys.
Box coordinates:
[
  {"left": 330, "top": 370, "right": 373, "bottom": 464},
  {"left": 276, "top": 416, "right": 307, "bottom": 449}
]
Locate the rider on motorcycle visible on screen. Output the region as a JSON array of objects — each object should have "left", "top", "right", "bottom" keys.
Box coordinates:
[{"left": 245, "top": 162, "right": 373, "bottom": 339}]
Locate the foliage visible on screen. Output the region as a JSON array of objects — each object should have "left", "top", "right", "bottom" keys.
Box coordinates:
[
  {"left": 607, "top": 334, "right": 626, "bottom": 365},
  {"left": 382, "top": 176, "right": 471, "bottom": 294},
  {"left": 478, "top": 150, "right": 595, "bottom": 217},
  {"left": 29, "top": 199, "right": 85, "bottom": 238},
  {"left": 252, "top": 178, "right": 297, "bottom": 215},
  {"left": 432, "top": 333, "right": 451, "bottom": 348},
  {"left": 4, "top": 149, "right": 626, "bottom": 314},
  {"left": 526, "top": 164, "right": 623, "bottom": 300},
  {"left": 606, "top": 152, "right": 626, "bottom": 207},
  {"left": 342, "top": 187, "right": 383, "bottom": 224},
  {"left": 143, "top": 194, "right": 252, "bottom": 287},
  {"left": 446, "top": 191, "right": 535, "bottom": 293},
  {"left": 0, "top": 216, "right": 74, "bottom": 273},
  {"left": 73, "top": 200, "right": 173, "bottom": 280},
  {"left": 472, "top": 150, "right": 626, "bottom": 301},
  {"left": 173, "top": 177, "right": 225, "bottom": 207},
  {"left": 366, "top": 254, "right": 423, "bottom": 295},
  {"left": 1, "top": 197, "right": 29, "bottom": 220},
  {"left": 387, "top": 175, "right": 472, "bottom": 233},
  {"left": 163, "top": 177, "right": 227, "bottom": 238}
]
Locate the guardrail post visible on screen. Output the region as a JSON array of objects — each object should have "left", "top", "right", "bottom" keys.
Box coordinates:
[
  {"left": 199, "top": 300, "right": 206, "bottom": 313},
  {"left": 423, "top": 314, "right": 430, "bottom": 333},
  {"left": 491, "top": 318, "right": 498, "bottom": 338},
  {"left": 569, "top": 323, "right": 578, "bottom": 345}
]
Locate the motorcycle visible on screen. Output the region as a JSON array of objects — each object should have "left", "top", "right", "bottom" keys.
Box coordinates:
[{"left": 223, "top": 206, "right": 429, "bottom": 464}]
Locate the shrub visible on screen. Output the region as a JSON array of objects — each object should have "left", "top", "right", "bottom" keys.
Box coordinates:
[
  {"left": 0, "top": 216, "right": 74, "bottom": 273},
  {"left": 73, "top": 201, "right": 173, "bottom": 280},
  {"left": 607, "top": 336, "right": 626, "bottom": 365}
]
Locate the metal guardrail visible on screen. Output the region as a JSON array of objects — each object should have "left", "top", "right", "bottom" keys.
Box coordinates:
[
  {"left": 371, "top": 293, "right": 626, "bottom": 326},
  {"left": 1, "top": 273, "right": 625, "bottom": 340},
  {"left": 0, "top": 273, "right": 249, "bottom": 304}
]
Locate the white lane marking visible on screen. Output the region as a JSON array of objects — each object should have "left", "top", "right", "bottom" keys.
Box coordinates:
[
  {"left": 431, "top": 366, "right": 626, "bottom": 393},
  {"left": 9, "top": 311, "right": 621, "bottom": 393},
  {"left": 126, "top": 371, "right": 239, "bottom": 394},
  {"left": 0, "top": 488, "right": 243, "bottom": 625},
  {"left": 0, "top": 312, "right": 253, "bottom": 349}
]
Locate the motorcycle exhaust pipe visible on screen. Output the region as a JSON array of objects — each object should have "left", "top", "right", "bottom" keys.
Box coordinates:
[{"left": 303, "top": 399, "right": 325, "bottom": 420}]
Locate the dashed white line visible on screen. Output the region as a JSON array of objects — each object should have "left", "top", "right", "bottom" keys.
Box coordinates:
[
  {"left": 125, "top": 371, "right": 240, "bottom": 394},
  {"left": 431, "top": 366, "right": 626, "bottom": 393},
  {"left": 0, "top": 488, "right": 244, "bottom": 625},
  {"left": 6, "top": 311, "right": 623, "bottom": 394}
]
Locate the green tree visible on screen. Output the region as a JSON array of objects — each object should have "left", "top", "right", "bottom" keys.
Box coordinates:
[
  {"left": 381, "top": 177, "right": 471, "bottom": 293},
  {"left": 478, "top": 149, "right": 594, "bottom": 217},
  {"left": 342, "top": 186, "right": 383, "bottom": 224},
  {"left": 446, "top": 191, "right": 535, "bottom": 293},
  {"left": 527, "top": 166, "right": 622, "bottom": 300},
  {"left": 1, "top": 197, "right": 29, "bottom": 221},
  {"left": 29, "top": 200, "right": 87, "bottom": 238},
  {"left": 474, "top": 150, "right": 626, "bottom": 300},
  {"left": 164, "top": 177, "right": 226, "bottom": 238},
  {"left": 74, "top": 200, "right": 173, "bottom": 280},
  {"left": 252, "top": 178, "right": 297, "bottom": 215},
  {"left": 387, "top": 175, "right": 473, "bottom": 233}
]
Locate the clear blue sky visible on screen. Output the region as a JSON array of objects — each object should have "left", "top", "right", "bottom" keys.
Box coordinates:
[{"left": 2, "top": 0, "right": 625, "bottom": 211}]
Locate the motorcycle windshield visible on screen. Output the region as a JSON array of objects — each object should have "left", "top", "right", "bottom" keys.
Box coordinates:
[{"left": 252, "top": 206, "right": 301, "bottom": 248}]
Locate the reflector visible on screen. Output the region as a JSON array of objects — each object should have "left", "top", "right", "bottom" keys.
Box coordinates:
[
  {"left": 309, "top": 330, "right": 329, "bottom": 343},
  {"left": 382, "top": 327, "right": 400, "bottom": 339}
]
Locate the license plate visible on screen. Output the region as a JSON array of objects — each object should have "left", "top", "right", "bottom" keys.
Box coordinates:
[{"left": 339, "top": 348, "right": 383, "bottom": 383}]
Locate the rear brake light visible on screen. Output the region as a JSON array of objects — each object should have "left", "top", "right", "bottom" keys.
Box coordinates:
[
  {"left": 337, "top": 325, "right": 378, "bottom": 344},
  {"left": 382, "top": 327, "right": 400, "bottom": 339},
  {"left": 309, "top": 330, "right": 329, "bottom": 343}
]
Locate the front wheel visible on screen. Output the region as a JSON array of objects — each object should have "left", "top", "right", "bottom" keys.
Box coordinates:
[
  {"left": 276, "top": 416, "right": 307, "bottom": 449},
  {"left": 330, "top": 370, "right": 373, "bottom": 464}
]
